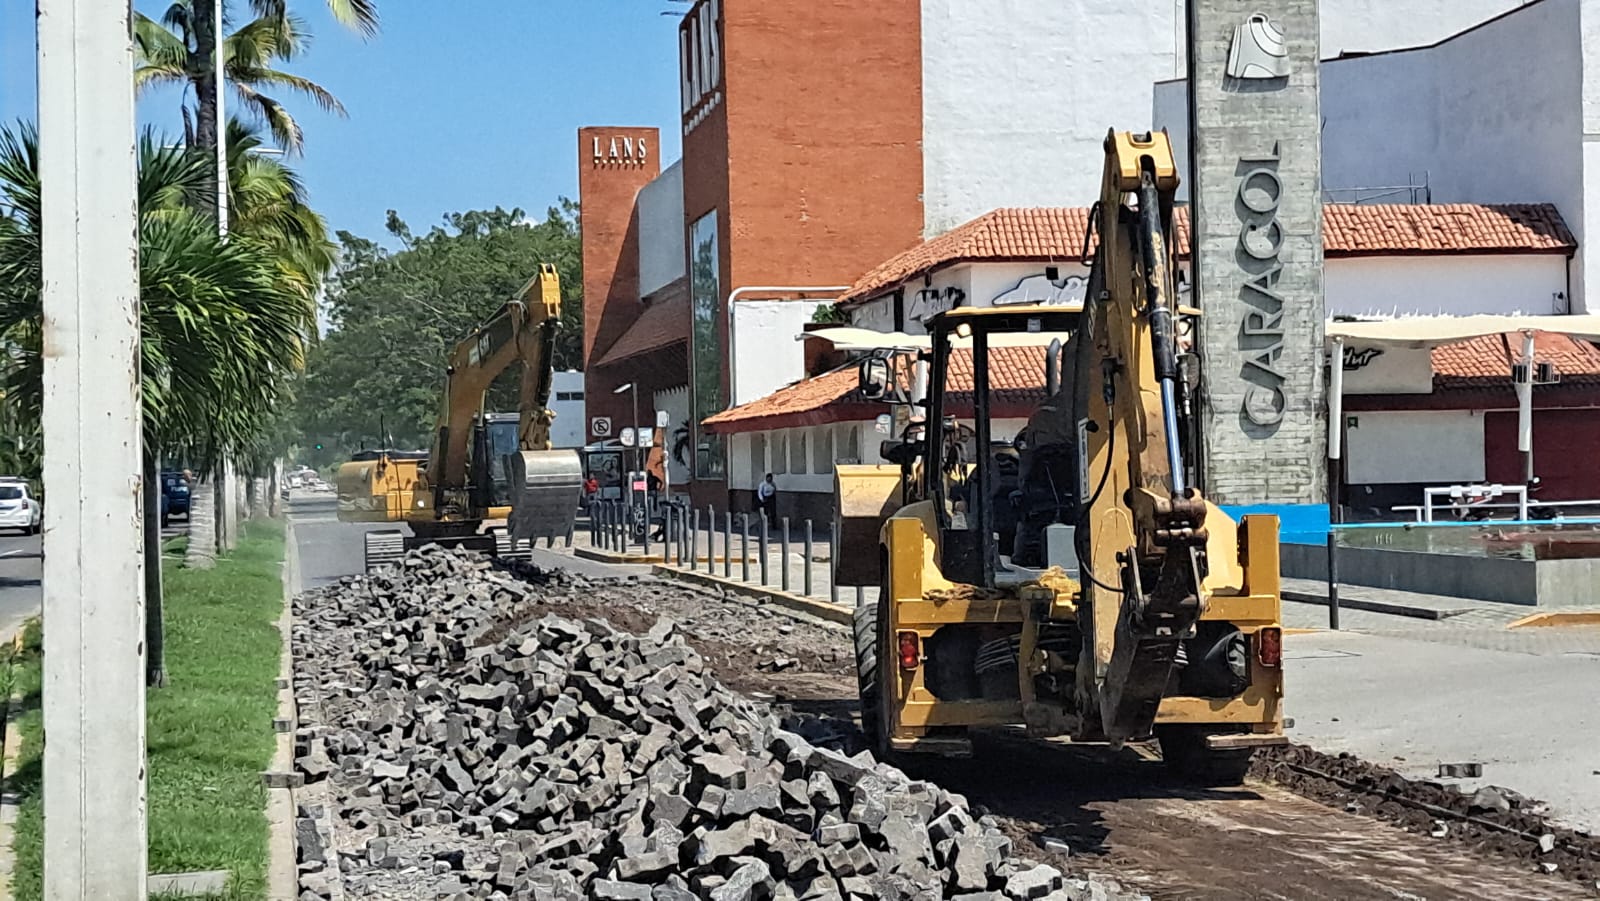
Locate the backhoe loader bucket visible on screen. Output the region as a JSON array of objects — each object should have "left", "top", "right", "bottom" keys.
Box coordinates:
[{"left": 507, "top": 449, "right": 585, "bottom": 547}]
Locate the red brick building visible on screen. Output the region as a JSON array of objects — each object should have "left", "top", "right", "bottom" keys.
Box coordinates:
[{"left": 579, "top": 0, "right": 925, "bottom": 504}]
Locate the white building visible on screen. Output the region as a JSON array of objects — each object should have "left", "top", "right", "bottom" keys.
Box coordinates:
[
  {"left": 704, "top": 203, "right": 1600, "bottom": 518},
  {"left": 919, "top": 0, "right": 1526, "bottom": 234},
  {"left": 1155, "top": 0, "right": 1600, "bottom": 309}
]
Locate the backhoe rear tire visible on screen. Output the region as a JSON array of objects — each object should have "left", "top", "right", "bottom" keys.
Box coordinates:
[
  {"left": 1156, "top": 725, "right": 1253, "bottom": 787},
  {"left": 853, "top": 593, "right": 884, "bottom": 755}
]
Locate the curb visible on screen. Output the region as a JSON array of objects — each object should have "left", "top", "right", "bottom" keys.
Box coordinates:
[
  {"left": 0, "top": 629, "right": 26, "bottom": 900},
  {"left": 574, "top": 547, "right": 664, "bottom": 565},
  {"left": 1281, "top": 589, "right": 1473, "bottom": 621},
  {"left": 651, "top": 565, "right": 853, "bottom": 626},
  {"left": 1506, "top": 610, "right": 1600, "bottom": 629},
  {"left": 265, "top": 521, "right": 301, "bottom": 900}
]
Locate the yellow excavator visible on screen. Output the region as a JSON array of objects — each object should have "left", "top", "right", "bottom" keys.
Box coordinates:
[
  {"left": 834, "top": 131, "right": 1286, "bottom": 782},
  {"left": 335, "top": 264, "right": 585, "bottom": 571}
]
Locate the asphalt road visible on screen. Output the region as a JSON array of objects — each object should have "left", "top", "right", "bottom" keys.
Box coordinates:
[
  {"left": 285, "top": 493, "right": 648, "bottom": 593},
  {"left": 0, "top": 530, "right": 40, "bottom": 642}
]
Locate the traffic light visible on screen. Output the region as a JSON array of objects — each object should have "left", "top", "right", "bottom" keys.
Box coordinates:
[{"left": 314, "top": 443, "right": 323, "bottom": 450}]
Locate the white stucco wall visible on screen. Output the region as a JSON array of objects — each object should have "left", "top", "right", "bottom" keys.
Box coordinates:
[
  {"left": 1158, "top": 0, "right": 1582, "bottom": 200},
  {"left": 1346, "top": 410, "right": 1486, "bottom": 484},
  {"left": 918, "top": 1, "right": 1524, "bottom": 239},
  {"left": 919, "top": 0, "right": 1180, "bottom": 236},
  {"left": 1326, "top": 255, "right": 1571, "bottom": 317},
  {"left": 730, "top": 300, "right": 819, "bottom": 406},
  {"left": 637, "top": 161, "right": 686, "bottom": 299},
  {"left": 1157, "top": 1, "right": 1589, "bottom": 305},
  {"left": 549, "top": 371, "right": 586, "bottom": 449}
]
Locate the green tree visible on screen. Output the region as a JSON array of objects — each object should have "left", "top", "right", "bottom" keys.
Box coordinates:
[
  {"left": 0, "top": 122, "right": 318, "bottom": 685},
  {"left": 135, "top": 3, "right": 358, "bottom": 155},
  {"left": 298, "top": 204, "right": 584, "bottom": 455}
]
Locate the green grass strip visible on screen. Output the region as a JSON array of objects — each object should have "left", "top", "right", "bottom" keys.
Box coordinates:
[{"left": 9, "top": 519, "right": 286, "bottom": 900}]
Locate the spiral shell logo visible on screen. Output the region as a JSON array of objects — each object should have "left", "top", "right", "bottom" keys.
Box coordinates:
[{"left": 1227, "top": 12, "right": 1291, "bottom": 81}]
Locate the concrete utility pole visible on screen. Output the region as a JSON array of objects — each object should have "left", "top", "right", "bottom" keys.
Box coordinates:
[
  {"left": 213, "top": 0, "right": 242, "bottom": 551},
  {"left": 37, "top": 0, "right": 149, "bottom": 896}
]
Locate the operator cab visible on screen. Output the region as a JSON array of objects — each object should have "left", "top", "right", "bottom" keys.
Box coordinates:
[{"left": 860, "top": 306, "right": 1086, "bottom": 588}]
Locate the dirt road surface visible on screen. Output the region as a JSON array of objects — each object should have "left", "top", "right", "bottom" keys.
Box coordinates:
[{"left": 536, "top": 573, "right": 1590, "bottom": 901}]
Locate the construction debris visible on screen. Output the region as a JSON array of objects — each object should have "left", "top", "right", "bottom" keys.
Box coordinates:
[{"left": 292, "top": 548, "right": 1142, "bottom": 900}]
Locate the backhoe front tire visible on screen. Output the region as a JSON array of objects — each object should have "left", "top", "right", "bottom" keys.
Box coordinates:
[
  {"left": 853, "top": 592, "right": 884, "bottom": 755},
  {"left": 1157, "top": 725, "right": 1253, "bottom": 787}
]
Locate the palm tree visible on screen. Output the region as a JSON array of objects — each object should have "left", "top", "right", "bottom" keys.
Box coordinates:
[
  {"left": 0, "top": 122, "right": 317, "bottom": 685},
  {"left": 226, "top": 119, "right": 336, "bottom": 308},
  {"left": 136, "top": 3, "right": 362, "bottom": 155}
]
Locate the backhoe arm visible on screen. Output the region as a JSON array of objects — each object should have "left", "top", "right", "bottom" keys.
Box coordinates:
[{"left": 1075, "top": 131, "right": 1210, "bottom": 743}]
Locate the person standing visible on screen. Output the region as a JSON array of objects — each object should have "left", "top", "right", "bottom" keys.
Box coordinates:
[{"left": 757, "top": 473, "right": 778, "bottom": 522}]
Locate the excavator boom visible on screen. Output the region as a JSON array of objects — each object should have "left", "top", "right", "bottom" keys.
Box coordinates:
[{"left": 336, "top": 264, "right": 583, "bottom": 568}]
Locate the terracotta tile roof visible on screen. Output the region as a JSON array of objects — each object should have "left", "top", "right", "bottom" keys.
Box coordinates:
[
  {"left": 838, "top": 203, "right": 1576, "bottom": 307},
  {"left": 701, "top": 367, "right": 864, "bottom": 433},
  {"left": 1432, "top": 332, "right": 1600, "bottom": 390},
  {"left": 1323, "top": 203, "right": 1574, "bottom": 259},
  {"left": 707, "top": 330, "right": 1600, "bottom": 432},
  {"left": 591, "top": 294, "right": 689, "bottom": 368},
  {"left": 702, "top": 346, "right": 1052, "bottom": 433}
]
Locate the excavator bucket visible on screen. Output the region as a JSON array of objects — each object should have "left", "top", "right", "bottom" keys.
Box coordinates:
[{"left": 507, "top": 449, "right": 585, "bottom": 547}]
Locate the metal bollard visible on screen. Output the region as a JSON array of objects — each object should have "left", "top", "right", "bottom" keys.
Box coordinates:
[
  {"left": 707, "top": 505, "right": 716, "bottom": 575},
  {"left": 781, "top": 517, "right": 791, "bottom": 592},
  {"left": 741, "top": 514, "right": 751, "bottom": 582},
  {"left": 759, "top": 515, "right": 770, "bottom": 586},
  {"left": 679, "top": 505, "right": 689, "bottom": 567},
  {"left": 856, "top": 585, "right": 865, "bottom": 607},
  {"left": 830, "top": 533, "right": 841, "bottom": 607},
  {"left": 723, "top": 512, "right": 733, "bottom": 579},
  {"left": 602, "top": 502, "right": 611, "bottom": 550},
  {"left": 803, "top": 519, "right": 814, "bottom": 596},
  {"left": 641, "top": 500, "right": 650, "bottom": 558},
  {"left": 689, "top": 509, "right": 700, "bottom": 569}
]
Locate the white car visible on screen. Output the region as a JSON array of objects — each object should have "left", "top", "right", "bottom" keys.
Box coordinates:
[{"left": 0, "top": 480, "right": 42, "bottom": 535}]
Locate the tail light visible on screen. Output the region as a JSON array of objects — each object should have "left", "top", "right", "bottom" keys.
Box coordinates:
[
  {"left": 1257, "top": 627, "right": 1283, "bottom": 668},
  {"left": 896, "top": 631, "right": 921, "bottom": 670}
]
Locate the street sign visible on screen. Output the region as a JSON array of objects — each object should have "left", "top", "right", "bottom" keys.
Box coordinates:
[
  {"left": 656, "top": 409, "right": 670, "bottom": 428},
  {"left": 591, "top": 416, "right": 612, "bottom": 438},
  {"left": 639, "top": 427, "right": 654, "bottom": 447},
  {"left": 620, "top": 427, "right": 636, "bottom": 448}
]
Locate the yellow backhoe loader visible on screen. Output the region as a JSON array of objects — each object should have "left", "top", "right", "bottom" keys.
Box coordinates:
[
  {"left": 834, "top": 131, "right": 1286, "bottom": 782},
  {"left": 335, "top": 264, "right": 585, "bottom": 571}
]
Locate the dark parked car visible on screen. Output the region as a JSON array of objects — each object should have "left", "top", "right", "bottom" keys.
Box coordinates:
[{"left": 160, "top": 471, "right": 191, "bottom": 527}]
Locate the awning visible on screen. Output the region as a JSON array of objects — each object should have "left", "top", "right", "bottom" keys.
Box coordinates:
[
  {"left": 1327, "top": 314, "right": 1600, "bottom": 348},
  {"left": 801, "top": 325, "right": 1079, "bottom": 351}
]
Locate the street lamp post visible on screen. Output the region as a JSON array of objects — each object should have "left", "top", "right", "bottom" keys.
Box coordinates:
[{"left": 613, "top": 382, "right": 640, "bottom": 496}]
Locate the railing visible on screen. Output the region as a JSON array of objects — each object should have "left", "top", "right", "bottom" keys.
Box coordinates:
[{"left": 585, "top": 500, "right": 870, "bottom": 608}]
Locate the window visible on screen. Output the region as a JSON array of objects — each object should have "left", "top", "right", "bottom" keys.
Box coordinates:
[
  {"left": 790, "top": 430, "right": 807, "bottom": 475},
  {"left": 749, "top": 433, "right": 766, "bottom": 482},
  {"left": 813, "top": 427, "right": 833, "bottom": 474},
  {"left": 555, "top": 391, "right": 585, "bottom": 402},
  {"left": 772, "top": 431, "right": 788, "bottom": 475},
  {"left": 840, "top": 424, "right": 861, "bottom": 465},
  {"left": 689, "top": 210, "right": 725, "bottom": 478},
  {"left": 0, "top": 487, "right": 20, "bottom": 500}
]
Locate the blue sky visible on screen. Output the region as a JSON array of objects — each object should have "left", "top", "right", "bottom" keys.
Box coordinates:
[{"left": 1, "top": 1, "right": 686, "bottom": 240}]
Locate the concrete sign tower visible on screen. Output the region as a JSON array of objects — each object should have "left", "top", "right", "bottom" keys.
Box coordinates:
[{"left": 1187, "top": 1, "right": 1327, "bottom": 505}]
